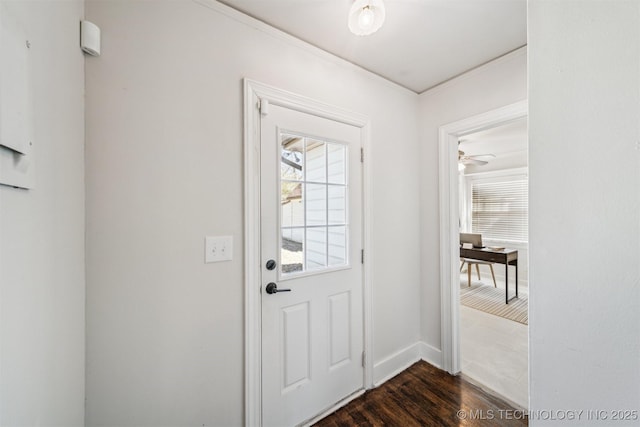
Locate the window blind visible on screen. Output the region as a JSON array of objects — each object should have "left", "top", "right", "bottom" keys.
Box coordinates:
[{"left": 471, "top": 178, "right": 528, "bottom": 242}]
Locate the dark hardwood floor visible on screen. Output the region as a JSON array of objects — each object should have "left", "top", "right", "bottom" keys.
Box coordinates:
[{"left": 313, "top": 361, "right": 527, "bottom": 427}]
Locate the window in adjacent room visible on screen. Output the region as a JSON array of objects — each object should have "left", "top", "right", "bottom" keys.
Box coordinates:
[{"left": 469, "top": 172, "right": 528, "bottom": 243}]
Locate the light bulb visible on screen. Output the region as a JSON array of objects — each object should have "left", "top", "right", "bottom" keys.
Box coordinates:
[
  {"left": 358, "top": 6, "right": 375, "bottom": 30},
  {"left": 348, "top": 0, "right": 385, "bottom": 36}
]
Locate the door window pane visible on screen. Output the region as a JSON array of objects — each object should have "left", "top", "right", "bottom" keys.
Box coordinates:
[
  {"left": 327, "top": 144, "right": 346, "bottom": 184},
  {"left": 306, "top": 227, "right": 327, "bottom": 270},
  {"left": 306, "top": 183, "right": 327, "bottom": 226},
  {"left": 328, "top": 185, "right": 346, "bottom": 225},
  {"left": 281, "top": 136, "right": 304, "bottom": 181},
  {"left": 282, "top": 182, "right": 304, "bottom": 227},
  {"left": 328, "top": 226, "right": 347, "bottom": 266},
  {"left": 282, "top": 228, "right": 304, "bottom": 274},
  {"left": 305, "top": 139, "right": 326, "bottom": 183}
]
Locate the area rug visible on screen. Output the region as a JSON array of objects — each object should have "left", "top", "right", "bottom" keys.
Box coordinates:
[{"left": 460, "top": 283, "right": 528, "bottom": 325}]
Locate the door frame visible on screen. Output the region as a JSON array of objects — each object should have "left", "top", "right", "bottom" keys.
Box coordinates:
[
  {"left": 439, "top": 100, "right": 527, "bottom": 374},
  {"left": 243, "top": 79, "right": 373, "bottom": 426}
]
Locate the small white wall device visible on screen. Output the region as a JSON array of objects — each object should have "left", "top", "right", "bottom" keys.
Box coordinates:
[{"left": 80, "top": 20, "right": 100, "bottom": 56}]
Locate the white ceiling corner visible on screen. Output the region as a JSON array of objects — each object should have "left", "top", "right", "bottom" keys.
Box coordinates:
[{"left": 216, "top": 0, "right": 527, "bottom": 93}]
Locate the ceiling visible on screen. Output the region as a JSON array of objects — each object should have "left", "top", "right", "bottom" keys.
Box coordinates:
[
  {"left": 216, "top": 0, "right": 527, "bottom": 93},
  {"left": 459, "top": 117, "right": 528, "bottom": 173}
]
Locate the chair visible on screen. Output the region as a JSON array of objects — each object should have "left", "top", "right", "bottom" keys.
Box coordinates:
[
  {"left": 460, "top": 258, "right": 497, "bottom": 287},
  {"left": 460, "top": 233, "right": 496, "bottom": 288}
]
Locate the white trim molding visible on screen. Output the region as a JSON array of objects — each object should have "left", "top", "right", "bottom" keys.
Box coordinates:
[
  {"left": 244, "top": 79, "right": 374, "bottom": 426},
  {"left": 418, "top": 342, "right": 443, "bottom": 369},
  {"left": 373, "top": 343, "right": 422, "bottom": 387},
  {"left": 372, "top": 341, "right": 443, "bottom": 387},
  {"left": 421, "top": 46, "right": 527, "bottom": 95},
  {"left": 438, "top": 100, "right": 528, "bottom": 374}
]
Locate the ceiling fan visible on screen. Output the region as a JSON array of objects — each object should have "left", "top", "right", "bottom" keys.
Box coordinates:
[
  {"left": 458, "top": 150, "right": 496, "bottom": 166},
  {"left": 457, "top": 138, "right": 496, "bottom": 170}
]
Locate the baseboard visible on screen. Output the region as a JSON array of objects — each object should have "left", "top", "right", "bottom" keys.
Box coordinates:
[
  {"left": 418, "top": 342, "right": 442, "bottom": 369},
  {"left": 372, "top": 342, "right": 422, "bottom": 386},
  {"left": 308, "top": 343, "right": 444, "bottom": 424},
  {"left": 460, "top": 372, "right": 528, "bottom": 411},
  {"left": 373, "top": 341, "right": 444, "bottom": 386}
]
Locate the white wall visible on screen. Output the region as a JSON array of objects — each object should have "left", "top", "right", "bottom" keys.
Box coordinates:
[
  {"left": 528, "top": 1, "right": 640, "bottom": 423},
  {"left": 84, "top": 1, "right": 421, "bottom": 425},
  {"left": 418, "top": 48, "right": 527, "bottom": 351},
  {"left": 0, "top": 1, "right": 85, "bottom": 425}
]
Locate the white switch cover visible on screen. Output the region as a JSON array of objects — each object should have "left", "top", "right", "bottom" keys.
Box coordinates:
[{"left": 205, "top": 236, "right": 233, "bottom": 263}]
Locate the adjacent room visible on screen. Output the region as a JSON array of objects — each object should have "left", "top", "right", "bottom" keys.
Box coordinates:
[{"left": 457, "top": 118, "right": 529, "bottom": 409}]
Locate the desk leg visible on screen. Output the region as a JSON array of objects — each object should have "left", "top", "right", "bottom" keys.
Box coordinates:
[
  {"left": 505, "top": 263, "right": 509, "bottom": 304},
  {"left": 515, "top": 260, "right": 519, "bottom": 298}
]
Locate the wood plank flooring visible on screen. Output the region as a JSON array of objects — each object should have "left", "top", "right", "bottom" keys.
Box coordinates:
[{"left": 313, "top": 361, "right": 528, "bottom": 427}]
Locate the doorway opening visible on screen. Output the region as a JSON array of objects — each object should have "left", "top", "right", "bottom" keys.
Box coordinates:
[
  {"left": 438, "top": 100, "right": 528, "bottom": 408},
  {"left": 458, "top": 117, "right": 528, "bottom": 408}
]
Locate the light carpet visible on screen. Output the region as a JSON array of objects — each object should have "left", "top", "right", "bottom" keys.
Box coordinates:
[{"left": 460, "top": 283, "right": 528, "bottom": 325}]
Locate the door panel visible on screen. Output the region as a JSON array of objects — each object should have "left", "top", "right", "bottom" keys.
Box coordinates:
[
  {"left": 261, "top": 104, "right": 363, "bottom": 427},
  {"left": 328, "top": 291, "right": 351, "bottom": 368},
  {"left": 282, "top": 302, "right": 310, "bottom": 391}
]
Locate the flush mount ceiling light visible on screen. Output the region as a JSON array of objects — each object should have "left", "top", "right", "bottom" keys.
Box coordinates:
[{"left": 348, "top": 0, "right": 386, "bottom": 36}]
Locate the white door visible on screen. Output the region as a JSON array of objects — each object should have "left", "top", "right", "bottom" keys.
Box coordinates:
[{"left": 260, "top": 103, "right": 364, "bottom": 427}]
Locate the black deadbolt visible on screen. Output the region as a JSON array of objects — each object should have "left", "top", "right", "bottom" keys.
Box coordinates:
[{"left": 266, "top": 259, "right": 277, "bottom": 270}]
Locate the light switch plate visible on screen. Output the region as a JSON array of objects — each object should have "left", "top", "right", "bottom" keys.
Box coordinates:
[{"left": 205, "top": 236, "right": 233, "bottom": 263}]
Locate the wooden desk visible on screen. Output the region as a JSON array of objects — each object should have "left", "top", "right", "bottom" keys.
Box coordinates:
[{"left": 460, "top": 247, "right": 519, "bottom": 304}]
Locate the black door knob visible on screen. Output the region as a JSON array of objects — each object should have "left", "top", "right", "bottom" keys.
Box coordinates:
[{"left": 265, "top": 282, "right": 291, "bottom": 294}]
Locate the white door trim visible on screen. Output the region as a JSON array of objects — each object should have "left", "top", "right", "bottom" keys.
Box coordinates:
[
  {"left": 244, "top": 79, "right": 373, "bottom": 426},
  {"left": 438, "top": 100, "right": 527, "bottom": 374}
]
